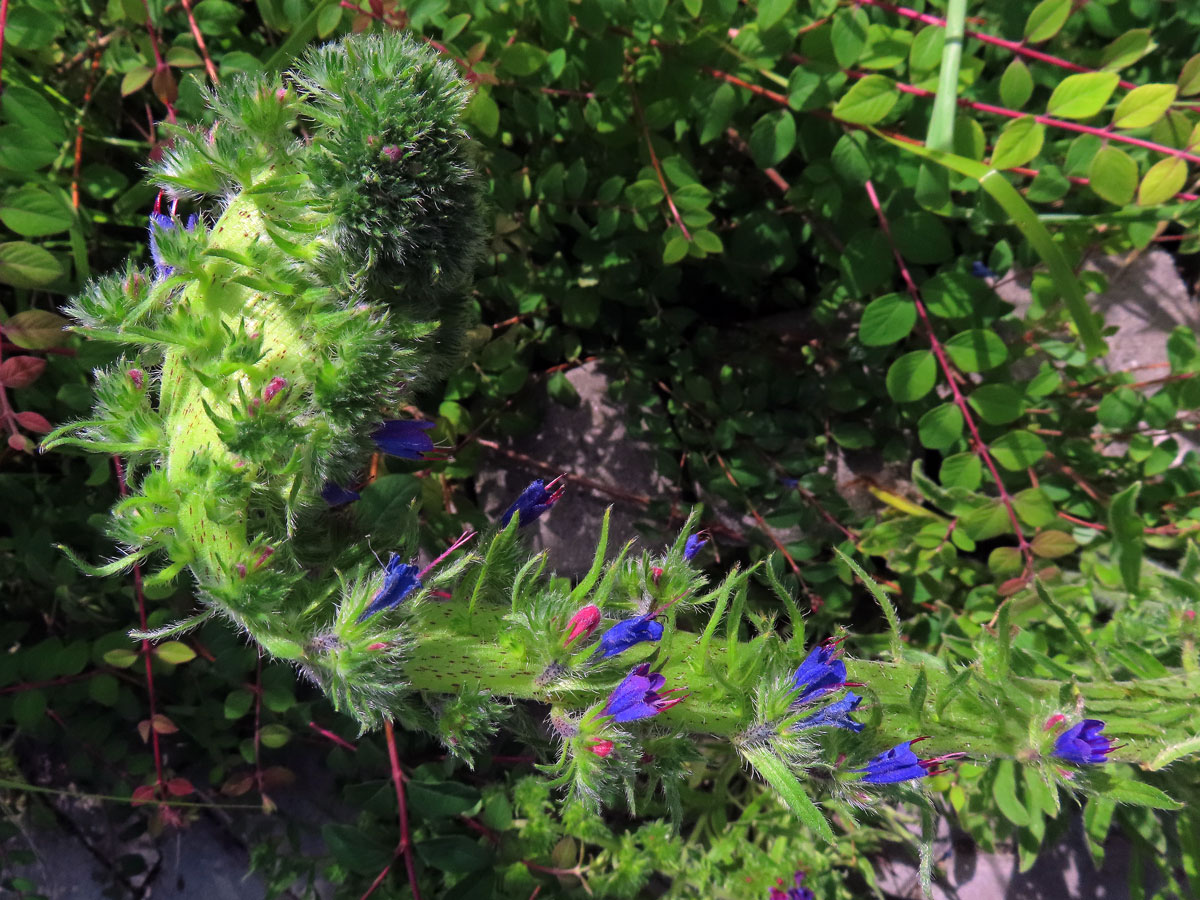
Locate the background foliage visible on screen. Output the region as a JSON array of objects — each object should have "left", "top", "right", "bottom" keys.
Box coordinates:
[{"left": 3, "top": 0, "right": 1200, "bottom": 897}]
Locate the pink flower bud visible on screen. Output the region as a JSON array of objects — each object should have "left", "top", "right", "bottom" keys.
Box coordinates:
[
  {"left": 651, "top": 566, "right": 664, "bottom": 584},
  {"left": 367, "top": 642, "right": 388, "bottom": 651},
  {"left": 128, "top": 369, "right": 145, "bottom": 389},
  {"left": 236, "top": 563, "right": 247, "bottom": 579},
  {"left": 254, "top": 546, "right": 274, "bottom": 569},
  {"left": 588, "top": 739, "right": 614, "bottom": 758},
  {"left": 382, "top": 145, "right": 402, "bottom": 162},
  {"left": 564, "top": 604, "right": 601, "bottom": 647},
  {"left": 262, "top": 376, "right": 288, "bottom": 403},
  {"left": 1043, "top": 713, "right": 1066, "bottom": 732},
  {"left": 275, "top": 88, "right": 288, "bottom": 101}
]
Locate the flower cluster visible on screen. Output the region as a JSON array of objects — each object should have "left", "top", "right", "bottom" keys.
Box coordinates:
[
  {"left": 781, "top": 640, "right": 963, "bottom": 785},
  {"left": 768, "top": 871, "right": 815, "bottom": 900},
  {"left": 1047, "top": 716, "right": 1117, "bottom": 766}
]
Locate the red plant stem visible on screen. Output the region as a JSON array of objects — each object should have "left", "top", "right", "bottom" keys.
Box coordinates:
[
  {"left": 629, "top": 79, "right": 692, "bottom": 240},
  {"left": 179, "top": 0, "right": 219, "bottom": 84},
  {"left": 0, "top": 0, "right": 9, "bottom": 96},
  {"left": 862, "top": 180, "right": 1033, "bottom": 565},
  {"left": 139, "top": 0, "right": 177, "bottom": 124},
  {"left": 859, "top": 0, "right": 1143, "bottom": 94},
  {"left": 253, "top": 651, "right": 265, "bottom": 798},
  {"left": 113, "top": 455, "right": 167, "bottom": 801},
  {"left": 71, "top": 50, "right": 104, "bottom": 210},
  {"left": 357, "top": 862, "right": 394, "bottom": 900},
  {"left": 0, "top": 671, "right": 103, "bottom": 695},
  {"left": 308, "top": 720, "right": 358, "bottom": 752},
  {"left": 384, "top": 720, "right": 421, "bottom": 900},
  {"left": 417, "top": 529, "right": 476, "bottom": 580},
  {"left": 708, "top": 66, "right": 1200, "bottom": 203},
  {"left": 714, "top": 452, "right": 803, "bottom": 577},
  {"left": 837, "top": 65, "right": 1200, "bottom": 166}
]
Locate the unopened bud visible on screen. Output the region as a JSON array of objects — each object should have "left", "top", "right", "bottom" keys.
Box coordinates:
[
  {"left": 367, "top": 642, "right": 388, "bottom": 651},
  {"left": 382, "top": 145, "right": 402, "bottom": 162},
  {"left": 588, "top": 739, "right": 614, "bottom": 758},
  {"left": 128, "top": 369, "right": 145, "bottom": 390},
  {"left": 651, "top": 567, "right": 664, "bottom": 584}
]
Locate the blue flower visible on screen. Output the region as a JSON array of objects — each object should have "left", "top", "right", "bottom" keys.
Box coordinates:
[
  {"left": 148, "top": 212, "right": 198, "bottom": 279},
  {"left": 790, "top": 643, "right": 847, "bottom": 706},
  {"left": 499, "top": 478, "right": 564, "bottom": 528},
  {"left": 357, "top": 557, "right": 422, "bottom": 623},
  {"left": 371, "top": 419, "right": 436, "bottom": 459},
  {"left": 683, "top": 533, "right": 708, "bottom": 561},
  {"left": 971, "top": 260, "right": 996, "bottom": 279},
  {"left": 593, "top": 615, "right": 664, "bottom": 659},
  {"left": 321, "top": 482, "right": 361, "bottom": 507},
  {"left": 796, "top": 692, "right": 864, "bottom": 733},
  {"left": 1052, "top": 719, "right": 1115, "bottom": 765},
  {"left": 601, "top": 663, "right": 685, "bottom": 723},
  {"left": 768, "top": 871, "right": 815, "bottom": 900},
  {"left": 850, "top": 739, "right": 962, "bottom": 784}
]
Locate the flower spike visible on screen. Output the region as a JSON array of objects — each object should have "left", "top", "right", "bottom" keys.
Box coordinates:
[{"left": 851, "top": 738, "right": 964, "bottom": 784}]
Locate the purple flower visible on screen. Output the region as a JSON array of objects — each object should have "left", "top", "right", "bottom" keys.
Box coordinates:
[
  {"left": 769, "top": 871, "right": 815, "bottom": 900},
  {"left": 321, "top": 482, "right": 361, "bottom": 507},
  {"left": 851, "top": 739, "right": 962, "bottom": 784},
  {"left": 499, "top": 477, "right": 564, "bottom": 528},
  {"left": 371, "top": 419, "right": 436, "bottom": 459},
  {"left": 1052, "top": 719, "right": 1116, "bottom": 765},
  {"left": 357, "top": 557, "right": 422, "bottom": 623},
  {"left": 971, "top": 260, "right": 996, "bottom": 279},
  {"left": 593, "top": 615, "right": 664, "bottom": 659},
  {"left": 796, "top": 692, "right": 863, "bottom": 733},
  {"left": 148, "top": 212, "right": 198, "bottom": 279},
  {"left": 683, "top": 533, "right": 708, "bottom": 561},
  {"left": 601, "top": 662, "right": 685, "bottom": 723},
  {"left": 790, "top": 642, "right": 847, "bottom": 706}
]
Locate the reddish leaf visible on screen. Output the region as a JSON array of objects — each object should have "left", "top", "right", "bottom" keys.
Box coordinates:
[
  {"left": 0, "top": 355, "right": 46, "bottom": 388},
  {"left": 165, "top": 777, "right": 194, "bottom": 797},
  {"left": 220, "top": 772, "right": 254, "bottom": 796},
  {"left": 152, "top": 66, "right": 179, "bottom": 106},
  {"left": 15, "top": 411, "right": 51, "bottom": 433},
  {"left": 152, "top": 713, "right": 179, "bottom": 734},
  {"left": 998, "top": 575, "right": 1031, "bottom": 597},
  {"left": 7, "top": 433, "right": 32, "bottom": 452},
  {"left": 2, "top": 309, "right": 69, "bottom": 349},
  {"left": 137, "top": 719, "right": 151, "bottom": 743},
  {"left": 131, "top": 784, "right": 158, "bottom": 806}
]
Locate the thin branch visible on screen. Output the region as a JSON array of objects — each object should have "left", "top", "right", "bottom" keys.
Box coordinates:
[
  {"left": 629, "top": 77, "right": 692, "bottom": 240},
  {"left": 384, "top": 720, "right": 421, "bottom": 900},
  {"left": 113, "top": 455, "right": 167, "bottom": 803},
  {"left": 862, "top": 181, "right": 1033, "bottom": 571},
  {"left": 180, "top": 0, "right": 220, "bottom": 84}
]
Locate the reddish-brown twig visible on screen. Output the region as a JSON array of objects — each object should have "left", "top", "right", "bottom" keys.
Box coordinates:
[
  {"left": 113, "top": 455, "right": 167, "bottom": 803},
  {"left": 384, "top": 720, "right": 421, "bottom": 900},
  {"left": 179, "top": 0, "right": 219, "bottom": 84},
  {"left": 308, "top": 720, "right": 358, "bottom": 751},
  {"left": 629, "top": 78, "right": 692, "bottom": 241},
  {"left": 863, "top": 180, "right": 1033, "bottom": 569}
]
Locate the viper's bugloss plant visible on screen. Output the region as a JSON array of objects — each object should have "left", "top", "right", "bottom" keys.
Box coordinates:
[{"left": 41, "top": 30, "right": 1200, "bottom": 881}]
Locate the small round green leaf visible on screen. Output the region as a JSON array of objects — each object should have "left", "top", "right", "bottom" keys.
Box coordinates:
[
  {"left": 1112, "top": 84, "right": 1177, "bottom": 130},
  {"left": 1138, "top": 157, "right": 1188, "bottom": 206},
  {"left": 1047, "top": 72, "right": 1120, "bottom": 120},
  {"left": 1088, "top": 146, "right": 1138, "bottom": 206},
  {"left": 990, "top": 116, "right": 1044, "bottom": 170},
  {"left": 968, "top": 383, "right": 1025, "bottom": 424},
  {"left": 1000, "top": 59, "right": 1034, "bottom": 110},
  {"left": 886, "top": 350, "right": 937, "bottom": 402},
  {"left": 918, "top": 403, "right": 964, "bottom": 450},
  {"left": 940, "top": 452, "right": 982, "bottom": 490},
  {"left": 749, "top": 111, "right": 796, "bottom": 167},
  {"left": 945, "top": 329, "right": 1008, "bottom": 372},
  {"left": 153, "top": 641, "right": 196, "bottom": 665},
  {"left": 0, "top": 187, "right": 72, "bottom": 236},
  {"left": 832, "top": 75, "right": 900, "bottom": 126},
  {"left": 1024, "top": 0, "right": 1071, "bottom": 42},
  {"left": 990, "top": 430, "right": 1047, "bottom": 471},
  {"left": 1179, "top": 54, "right": 1200, "bottom": 96},
  {"left": 860, "top": 293, "right": 917, "bottom": 346}
]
